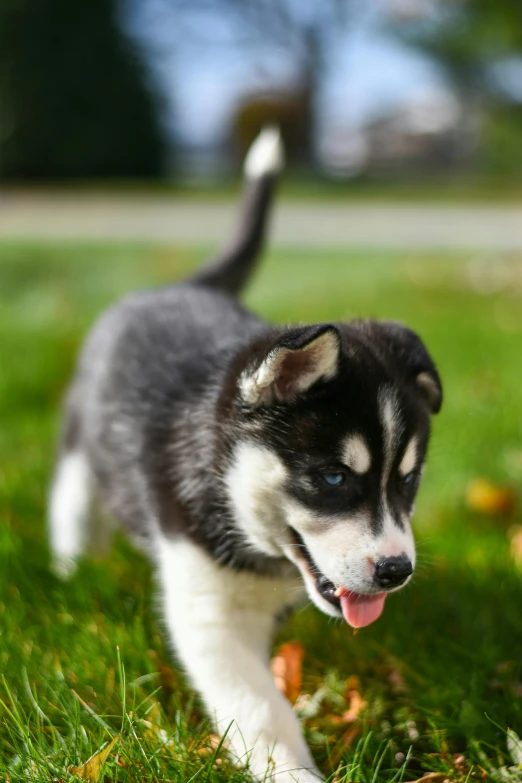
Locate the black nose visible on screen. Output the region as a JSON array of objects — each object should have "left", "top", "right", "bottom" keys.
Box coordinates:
[{"left": 374, "top": 555, "right": 413, "bottom": 589}]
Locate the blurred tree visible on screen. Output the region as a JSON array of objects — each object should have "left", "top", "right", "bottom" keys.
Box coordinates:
[
  {"left": 158, "top": 0, "right": 356, "bottom": 166},
  {"left": 390, "top": 0, "right": 522, "bottom": 88},
  {"left": 388, "top": 0, "right": 522, "bottom": 167},
  {"left": 0, "top": 0, "right": 165, "bottom": 179}
]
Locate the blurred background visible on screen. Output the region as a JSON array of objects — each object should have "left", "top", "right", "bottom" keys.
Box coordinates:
[
  {"left": 1, "top": 2, "right": 522, "bottom": 780},
  {"left": 2, "top": 0, "right": 522, "bottom": 186}
]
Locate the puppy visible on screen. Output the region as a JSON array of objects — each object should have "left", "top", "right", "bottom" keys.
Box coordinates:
[{"left": 49, "top": 129, "right": 442, "bottom": 782}]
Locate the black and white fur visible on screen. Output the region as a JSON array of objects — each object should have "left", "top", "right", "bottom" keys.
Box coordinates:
[{"left": 49, "top": 128, "right": 442, "bottom": 783}]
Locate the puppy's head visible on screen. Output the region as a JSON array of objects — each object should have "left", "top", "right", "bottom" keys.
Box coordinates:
[{"left": 224, "top": 321, "right": 441, "bottom": 627}]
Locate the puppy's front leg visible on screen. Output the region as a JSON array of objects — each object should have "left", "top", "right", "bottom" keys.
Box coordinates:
[{"left": 157, "top": 537, "right": 322, "bottom": 783}]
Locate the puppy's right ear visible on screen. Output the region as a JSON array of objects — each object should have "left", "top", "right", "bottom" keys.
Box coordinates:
[{"left": 239, "top": 324, "right": 341, "bottom": 406}]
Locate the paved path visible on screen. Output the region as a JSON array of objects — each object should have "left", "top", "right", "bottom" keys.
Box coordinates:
[{"left": 1, "top": 191, "right": 522, "bottom": 251}]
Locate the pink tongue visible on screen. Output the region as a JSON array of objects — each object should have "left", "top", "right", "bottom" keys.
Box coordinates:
[{"left": 339, "top": 590, "right": 386, "bottom": 628}]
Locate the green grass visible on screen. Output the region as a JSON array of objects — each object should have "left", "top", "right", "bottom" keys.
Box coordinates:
[{"left": 1, "top": 242, "right": 522, "bottom": 782}]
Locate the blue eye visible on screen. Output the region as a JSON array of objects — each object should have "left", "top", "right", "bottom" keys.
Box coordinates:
[
  {"left": 321, "top": 472, "right": 345, "bottom": 487},
  {"left": 403, "top": 472, "right": 416, "bottom": 485}
]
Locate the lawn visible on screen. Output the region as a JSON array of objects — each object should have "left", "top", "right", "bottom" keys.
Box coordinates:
[{"left": 1, "top": 241, "right": 521, "bottom": 782}]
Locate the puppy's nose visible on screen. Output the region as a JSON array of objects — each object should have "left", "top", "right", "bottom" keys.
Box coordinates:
[{"left": 374, "top": 554, "right": 412, "bottom": 589}]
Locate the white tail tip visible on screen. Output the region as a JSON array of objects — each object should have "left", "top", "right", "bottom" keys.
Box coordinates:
[{"left": 244, "top": 126, "right": 284, "bottom": 179}]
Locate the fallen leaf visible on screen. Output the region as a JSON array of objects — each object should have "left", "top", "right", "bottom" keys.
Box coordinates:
[
  {"left": 271, "top": 641, "right": 304, "bottom": 705},
  {"left": 70, "top": 735, "right": 120, "bottom": 782},
  {"left": 197, "top": 734, "right": 221, "bottom": 757},
  {"left": 452, "top": 754, "right": 472, "bottom": 779},
  {"left": 466, "top": 478, "right": 516, "bottom": 517},
  {"left": 330, "top": 763, "right": 346, "bottom": 783},
  {"left": 341, "top": 688, "right": 366, "bottom": 723},
  {"left": 344, "top": 675, "right": 361, "bottom": 694}
]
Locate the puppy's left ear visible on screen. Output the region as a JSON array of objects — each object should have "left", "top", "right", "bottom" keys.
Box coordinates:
[
  {"left": 378, "top": 321, "right": 442, "bottom": 413},
  {"left": 239, "top": 324, "right": 341, "bottom": 406}
]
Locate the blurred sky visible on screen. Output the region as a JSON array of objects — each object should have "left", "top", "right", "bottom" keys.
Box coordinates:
[{"left": 126, "top": 0, "right": 448, "bottom": 148}]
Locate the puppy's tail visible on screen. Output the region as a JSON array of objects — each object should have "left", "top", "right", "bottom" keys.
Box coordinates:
[{"left": 191, "top": 127, "right": 284, "bottom": 297}]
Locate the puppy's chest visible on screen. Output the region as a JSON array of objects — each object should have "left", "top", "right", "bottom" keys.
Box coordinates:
[
  {"left": 244, "top": 573, "right": 307, "bottom": 618},
  {"left": 207, "top": 563, "right": 307, "bottom": 618}
]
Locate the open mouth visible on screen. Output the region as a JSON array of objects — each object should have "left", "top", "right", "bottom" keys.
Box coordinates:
[{"left": 289, "top": 528, "right": 386, "bottom": 629}]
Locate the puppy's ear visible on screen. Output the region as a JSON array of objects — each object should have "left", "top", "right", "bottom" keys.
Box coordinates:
[
  {"left": 239, "top": 324, "right": 341, "bottom": 406},
  {"left": 377, "top": 321, "right": 442, "bottom": 413}
]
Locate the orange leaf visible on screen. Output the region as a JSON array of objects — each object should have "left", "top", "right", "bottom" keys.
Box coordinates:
[
  {"left": 344, "top": 675, "right": 361, "bottom": 694},
  {"left": 197, "top": 734, "right": 221, "bottom": 757},
  {"left": 271, "top": 641, "right": 304, "bottom": 705},
  {"left": 341, "top": 689, "right": 366, "bottom": 723},
  {"left": 70, "top": 735, "right": 120, "bottom": 782},
  {"left": 466, "top": 478, "right": 516, "bottom": 517}
]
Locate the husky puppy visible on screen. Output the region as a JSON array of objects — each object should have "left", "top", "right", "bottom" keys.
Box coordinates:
[{"left": 49, "top": 129, "right": 442, "bottom": 782}]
